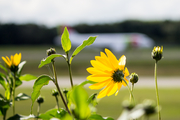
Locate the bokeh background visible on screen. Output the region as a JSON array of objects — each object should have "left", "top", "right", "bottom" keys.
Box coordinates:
[{"left": 0, "top": 0, "right": 180, "bottom": 120}]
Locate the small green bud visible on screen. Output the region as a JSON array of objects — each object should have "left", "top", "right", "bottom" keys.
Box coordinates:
[
  {"left": 47, "top": 48, "right": 56, "bottom": 56},
  {"left": 63, "top": 89, "right": 68, "bottom": 95},
  {"left": 122, "top": 100, "right": 134, "bottom": 110},
  {"left": 151, "top": 46, "right": 163, "bottom": 61},
  {"left": 52, "top": 89, "right": 59, "bottom": 96},
  {"left": 130, "top": 72, "right": 139, "bottom": 84},
  {"left": 36, "top": 96, "right": 44, "bottom": 104},
  {"left": 143, "top": 100, "right": 157, "bottom": 116}
]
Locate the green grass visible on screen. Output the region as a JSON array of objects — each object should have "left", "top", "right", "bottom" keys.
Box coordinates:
[
  {"left": 0, "top": 45, "right": 180, "bottom": 76},
  {"left": 0, "top": 87, "right": 180, "bottom": 120}
]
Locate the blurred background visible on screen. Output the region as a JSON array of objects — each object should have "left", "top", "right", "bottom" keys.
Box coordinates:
[{"left": 0, "top": 0, "right": 180, "bottom": 120}]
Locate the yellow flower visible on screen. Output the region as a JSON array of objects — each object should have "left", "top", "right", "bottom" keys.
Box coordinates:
[
  {"left": 86, "top": 49, "right": 129, "bottom": 98},
  {"left": 2, "top": 53, "right": 21, "bottom": 68}
]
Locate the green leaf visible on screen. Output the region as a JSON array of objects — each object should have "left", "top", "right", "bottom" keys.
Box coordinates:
[
  {"left": 79, "top": 80, "right": 97, "bottom": 86},
  {"left": 39, "top": 108, "right": 72, "bottom": 120},
  {"left": 5, "top": 86, "right": 10, "bottom": 100},
  {"left": 89, "top": 114, "right": 114, "bottom": 120},
  {"left": 68, "top": 86, "right": 91, "bottom": 119},
  {"left": 0, "top": 64, "right": 7, "bottom": 73},
  {"left": 17, "top": 61, "right": 26, "bottom": 77},
  {"left": 0, "top": 74, "right": 6, "bottom": 89},
  {"left": 38, "top": 54, "right": 65, "bottom": 68},
  {"left": 15, "top": 93, "right": 31, "bottom": 101},
  {"left": 19, "top": 74, "right": 37, "bottom": 81},
  {"left": 70, "top": 36, "right": 97, "bottom": 64},
  {"left": 0, "top": 98, "right": 11, "bottom": 109},
  {"left": 61, "top": 27, "right": 71, "bottom": 53},
  {"left": 0, "top": 94, "right": 4, "bottom": 99},
  {"left": 87, "top": 93, "right": 97, "bottom": 104},
  {"left": 31, "top": 75, "right": 52, "bottom": 113},
  {"left": 15, "top": 78, "right": 22, "bottom": 88},
  {"left": 7, "top": 114, "right": 36, "bottom": 120}
]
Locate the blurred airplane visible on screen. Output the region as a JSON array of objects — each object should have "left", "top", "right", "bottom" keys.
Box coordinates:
[{"left": 54, "top": 28, "right": 154, "bottom": 52}]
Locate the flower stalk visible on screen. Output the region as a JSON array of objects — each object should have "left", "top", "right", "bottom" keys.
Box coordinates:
[
  {"left": 66, "top": 53, "right": 74, "bottom": 88},
  {"left": 151, "top": 46, "right": 163, "bottom": 120},
  {"left": 12, "top": 72, "right": 16, "bottom": 115},
  {"left": 155, "top": 61, "right": 161, "bottom": 120},
  {"left": 51, "top": 60, "right": 70, "bottom": 114},
  {"left": 122, "top": 78, "right": 135, "bottom": 105}
]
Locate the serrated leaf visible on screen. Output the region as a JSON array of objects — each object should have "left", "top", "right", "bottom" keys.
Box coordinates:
[
  {"left": 19, "top": 74, "right": 37, "bottom": 81},
  {"left": 17, "top": 61, "right": 26, "bottom": 77},
  {"left": 31, "top": 75, "right": 52, "bottom": 113},
  {"left": 15, "top": 93, "right": 31, "bottom": 101},
  {"left": 61, "top": 27, "right": 71, "bottom": 53},
  {"left": 70, "top": 36, "right": 97, "bottom": 64},
  {"left": 38, "top": 54, "right": 65, "bottom": 68}
]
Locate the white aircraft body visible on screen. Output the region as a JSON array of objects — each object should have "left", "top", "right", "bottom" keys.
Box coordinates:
[{"left": 54, "top": 29, "right": 154, "bottom": 52}]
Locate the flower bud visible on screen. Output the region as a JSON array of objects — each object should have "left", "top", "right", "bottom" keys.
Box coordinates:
[
  {"left": 63, "top": 89, "right": 68, "bottom": 95},
  {"left": 130, "top": 72, "right": 139, "bottom": 84},
  {"left": 36, "top": 96, "right": 44, "bottom": 104},
  {"left": 143, "top": 100, "right": 157, "bottom": 116},
  {"left": 122, "top": 100, "right": 134, "bottom": 111},
  {"left": 52, "top": 89, "right": 59, "bottom": 96},
  {"left": 46, "top": 48, "right": 56, "bottom": 56},
  {"left": 151, "top": 46, "right": 163, "bottom": 61}
]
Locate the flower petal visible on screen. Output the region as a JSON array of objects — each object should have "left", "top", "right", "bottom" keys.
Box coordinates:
[
  {"left": 124, "top": 67, "right": 130, "bottom": 76},
  {"left": 13, "top": 53, "right": 21, "bottom": 66},
  {"left": 107, "top": 82, "right": 118, "bottom": 96},
  {"left": 2, "top": 57, "right": 11, "bottom": 67},
  {"left": 118, "top": 55, "right": 126, "bottom": 70},
  {"left": 87, "top": 75, "right": 112, "bottom": 82},
  {"left": 105, "top": 49, "right": 119, "bottom": 69},
  {"left": 89, "top": 80, "right": 111, "bottom": 90},
  {"left": 100, "top": 52, "right": 114, "bottom": 69},
  {"left": 86, "top": 67, "right": 110, "bottom": 75},
  {"left": 97, "top": 81, "right": 113, "bottom": 98},
  {"left": 95, "top": 56, "right": 112, "bottom": 69},
  {"left": 90, "top": 60, "right": 112, "bottom": 72},
  {"left": 115, "top": 83, "right": 122, "bottom": 96}
]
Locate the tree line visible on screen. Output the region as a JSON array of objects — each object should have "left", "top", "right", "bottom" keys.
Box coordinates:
[{"left": 0, "top": 20, "right": 180, "bottom": 46}]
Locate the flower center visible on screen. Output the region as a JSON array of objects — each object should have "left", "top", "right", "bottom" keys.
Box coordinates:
[{"left": 112, "top": 69, "right": 124, "bottom": 82}]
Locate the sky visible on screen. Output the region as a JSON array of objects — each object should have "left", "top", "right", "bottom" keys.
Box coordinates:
[{"left": 1, "top": 0, "right": 180, "bottom": 27}]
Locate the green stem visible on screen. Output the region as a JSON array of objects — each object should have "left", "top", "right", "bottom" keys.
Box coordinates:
[
  {"left": 130, "top": 83, "right": 134, "bottom": 102},
  {"left": 51, "top": 61, "right": 71, "bottom": 114},
  {"left": 155, "top": 61, "right": 161, "bottom": 120},
  {"left": 55, "top": 95, "right": 60, "bottom": 111},
  {"left": 66, "top": 53, "right": 74, "bottom": 88},
  {"left": 37, "top": 103, "right": 40, "bottom": 119},
  {"left": 122, "top": 78, "right": 135, "bottom": 104},
  {"left": 12, "top": 72, "right": 16, "bottom": 115}
]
